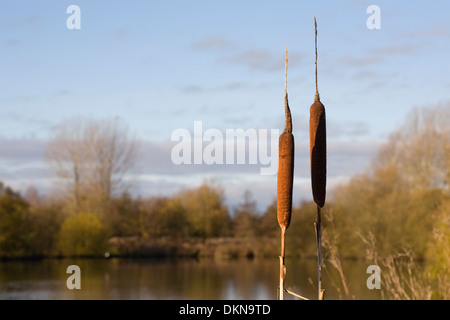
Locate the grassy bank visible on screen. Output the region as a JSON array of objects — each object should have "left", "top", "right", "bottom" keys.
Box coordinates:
[{"left": 106, "top": 236, "right": 280, "bottom": 259}]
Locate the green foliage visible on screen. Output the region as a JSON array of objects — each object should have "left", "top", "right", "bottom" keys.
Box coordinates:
[
  {"left": 0, "top": 183, "right": 34, "bottom": 258},
  {"left": 287, "top": 201, "right": 320, "bottom": 258},
  {"left": 325, "top": 105, "right": 450, "bottom": 260},
  {"left": 28, "top": 201, "right": 65, "bottom": 257},
  {"left": 139, "top": 197, "right": 189, "bottom": 239},
  {"left": 178, "top": 181, "right": 232, "bottom": 239},
  {"left": 58, "top": 213, "right": 108, "bottom": 257},
  {"left": 329, "top": 164, "right": 444, "bottom": 259},
  {"left": 257, "top": 199, "right": 278, "bottom": 239},
  {"left": 233, "top": 190, "right": 259, "bottom": 239},
  {"left": 426, "top": 196, "right": 450, "bottom": 299},
  {"left": 108, "top": 192, "right": 141, "bottom": 237}
]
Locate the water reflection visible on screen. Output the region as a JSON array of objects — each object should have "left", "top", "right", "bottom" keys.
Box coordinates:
[{"left": 0, "top": 258, "right": 381, "bottom": 300}]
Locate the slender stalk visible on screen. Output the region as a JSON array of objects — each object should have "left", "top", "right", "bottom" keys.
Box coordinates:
[
  {"left": 279, "top": 227, "right": 286, "bottom": 300},
  {"left": 285, "top": 288, "right": 309, "bottom": 300},
  {"left": 315, "top": 204, "right": 324, "bottom": 299},
  {"left": 314, "top": 17, "right": 320, "bottom": 102},
  {"left": 284, "top": 46, "right": 292, "bottom": 133}
]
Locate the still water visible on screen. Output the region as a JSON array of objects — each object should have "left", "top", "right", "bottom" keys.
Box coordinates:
[{"left": 0, "top": 257, "right": 381, "bottom": 300}]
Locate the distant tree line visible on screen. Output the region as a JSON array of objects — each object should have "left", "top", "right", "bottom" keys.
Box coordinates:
[
  {"left": 0, "top": 105, "right": 448, "bottom": 282},
  {"left": 0, "top": 179, "right": 279, "bottom": 258}
]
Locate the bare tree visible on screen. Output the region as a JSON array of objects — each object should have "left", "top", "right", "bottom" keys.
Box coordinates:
[
  {"left": 46, "top": 117, "right": 140, "bottom": 217},
  {"left": 374, "top": 103, "right": 450, "bottom": 191}
]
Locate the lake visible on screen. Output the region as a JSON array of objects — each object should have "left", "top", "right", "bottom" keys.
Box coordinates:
[{"left": 0, "top": 257, "right": 381, "bottom": 300}]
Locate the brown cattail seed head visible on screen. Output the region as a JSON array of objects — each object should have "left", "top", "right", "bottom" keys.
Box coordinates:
[
  {"left": 309, "top": 99, "right": 326, "bottom": 208},
  {"left": 277, "top": 46, "right": 294, "bottom": 230},
  {"left": 277, "top": 131, "right": 294, "bottom": 229}
]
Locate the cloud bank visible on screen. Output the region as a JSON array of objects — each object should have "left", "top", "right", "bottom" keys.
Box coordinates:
[{"left": 0, "top": 132, "right": 380, "bottom": 211}]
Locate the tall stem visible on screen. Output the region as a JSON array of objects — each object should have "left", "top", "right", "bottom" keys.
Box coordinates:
[
  {"left": 279, "top": 227, "right": 286, "bottom": 300},
  {"left": 315, "top": 204, "right": 324, "bottom": 299},
  {"left": 314, "top": 17, "right": 320, "bottom": 102},
  {"left": 284, "top": 46, "right": 292, "bottom": 133}
]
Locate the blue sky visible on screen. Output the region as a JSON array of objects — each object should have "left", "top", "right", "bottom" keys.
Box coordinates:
[{"left": 1, "top": 1, "right": 450, "bottom": 211}]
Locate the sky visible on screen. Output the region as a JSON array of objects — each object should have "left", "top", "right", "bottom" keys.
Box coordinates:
[{"left": 1, "top": 0, "right": 450, "bottom": 212}]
